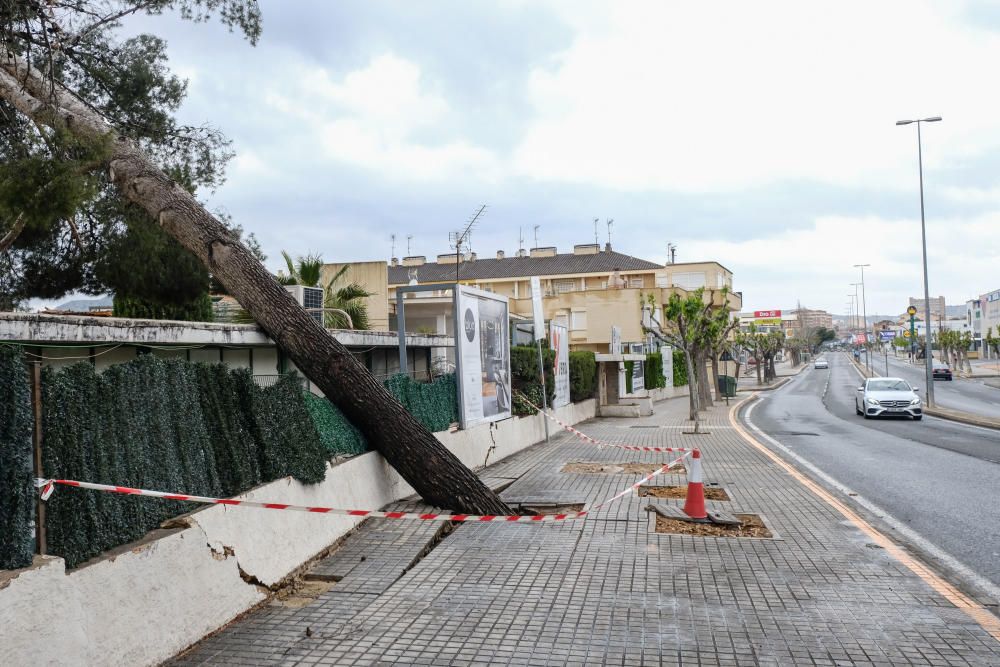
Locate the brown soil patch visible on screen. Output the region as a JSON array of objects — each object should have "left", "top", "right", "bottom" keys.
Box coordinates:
[
  {"left": 562, "top": 462, "right": 685, "bottom": 475},
  {"left": 654, "top": 513, "right": 772, "bottom": 538},
  {"left": 639, "top": 485, "right": 729, "bottom": 501},
  {"left": 272, "top": 579, "right": 336, "bottom": 608}
]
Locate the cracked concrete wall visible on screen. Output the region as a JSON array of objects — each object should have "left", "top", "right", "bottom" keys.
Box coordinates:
[
  {"left": 0, "top": 527, "right": 263, "bottom": 667},
  {"left": 0, "top": 400, "right": 596, "bottom": 666}
]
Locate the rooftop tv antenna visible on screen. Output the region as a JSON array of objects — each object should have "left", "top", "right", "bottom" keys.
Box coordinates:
[
  {"left": 533, "top": 224, "right": 540, "bottom": 250},
  {"left": 667, "top": 243, "right": 677, "bottom": 264},
  {"left": 390, "top": 233, "right": 396, "bottom": 259},
  {"left": 406, "top": 234, "right": 413, "bottom": 256},
  {"left": 449, "top": 204, "right": 486, "bottom": 281},
  {"left": 606, "top": 218, "right": 614, "bottom": 247},
  {"left": 594, "top": 218, "right": 600, "bottom": 245},
  {"left": 518, "top": 227, "right": 524, "bottom": 253}
]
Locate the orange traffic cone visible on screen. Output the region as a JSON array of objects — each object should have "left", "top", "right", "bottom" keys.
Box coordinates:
[{"left": 682, "top": 449, "right": 707, "bottom": 520}]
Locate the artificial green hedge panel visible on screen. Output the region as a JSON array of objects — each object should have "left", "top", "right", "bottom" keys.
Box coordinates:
[
  {"left": 0, "top": 347, "right": 35, "bottom": 570},
  {"left": 40, "top": 356, "right": 328, "bottom": 568},
  {"left": 303, "top": 392, "right": 368, "bottom": 457},
  {"left": 568, "top": 351, "right": 597, "bottom": 402},
  {"left": 384, "top": 373, "right": 459, "bottom": 433},
  {"left": 510, "top": 345, "right": 555, "bottom": 416},
  {"left": 644, "top": 352, "right": 666, "bottom": 390}
]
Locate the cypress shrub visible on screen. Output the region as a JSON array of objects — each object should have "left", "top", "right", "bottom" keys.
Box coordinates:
[
  {"left": 672, "top": 349, "right": 688, "bottom": 386},
  {"left": 644, "top": 352, "right": 666, "bottom": 390},
  {"left": 568, "top": 351, "right": 597, "bottom": 402},
  {"left": 0, "top": 347, "right": 35, "bottom": 570},
  {"left": 510, "top": 345, "right": 554, "bottom": 415}
]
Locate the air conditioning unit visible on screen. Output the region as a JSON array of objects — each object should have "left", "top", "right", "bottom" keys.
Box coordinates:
[{"left": 284, "top": 285, "right": 325, "bottom": 326}]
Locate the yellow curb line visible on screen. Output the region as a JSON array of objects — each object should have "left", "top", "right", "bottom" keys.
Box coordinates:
[{"left": 729, "top": 393, "right": 1000, "bottom": 644}]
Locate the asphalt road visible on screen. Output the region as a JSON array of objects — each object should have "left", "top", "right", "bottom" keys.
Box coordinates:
[
  {"left": 745, "top": 352, "right": 1000, "bottom": 593},
  {"left": 859, "top": 349, "right": 1000, "bottom": 419}
]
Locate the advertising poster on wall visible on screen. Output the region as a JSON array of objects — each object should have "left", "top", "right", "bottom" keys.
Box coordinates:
[
  {"left": 456, "top": 285, "right": 511, "bottom": 428},
  {"left": 550, "top": 322, "right": 570, "bottom": 407}
]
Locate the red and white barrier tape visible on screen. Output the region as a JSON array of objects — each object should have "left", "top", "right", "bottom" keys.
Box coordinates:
[
  {"left": 588, "top": 450, "right": 692, "bottom": 512},
  {"left": 515, "top": 392, "right": 690, "bottom": 454},
  {"left": 33, "top": 452, "right": 691, "bottom": 524}
]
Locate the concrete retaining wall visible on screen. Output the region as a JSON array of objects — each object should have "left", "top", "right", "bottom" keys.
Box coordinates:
[{"left": 0, "top": 399, "right": 596, "bottom": 667}]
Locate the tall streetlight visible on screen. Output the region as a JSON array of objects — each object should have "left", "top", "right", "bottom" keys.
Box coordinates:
[
  {"left": 854, "top": 267, "right": 871, "bottom": 374},
  {"left": 896, "top": 116, "right": 941, "bottom": 406}
]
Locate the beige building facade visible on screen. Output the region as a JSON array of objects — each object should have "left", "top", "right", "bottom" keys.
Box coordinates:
[
  {"left": 385, "top": 244, "right": 740, "bottom": 352},
  {"left": 320, "top": 260, "right": 390, "bottom": 331}
]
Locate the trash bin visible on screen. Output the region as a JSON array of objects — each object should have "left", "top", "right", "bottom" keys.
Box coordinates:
[{"left": 717, "top": 375, "right": 737, "bottom": 398}]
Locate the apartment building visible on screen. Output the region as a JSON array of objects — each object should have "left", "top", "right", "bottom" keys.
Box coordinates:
[
  {"left": 384, "top": 244, "right": 741, "bottom": 353},
  {"left": 789, "top": 308, "right": 833, "bottom": 330}
]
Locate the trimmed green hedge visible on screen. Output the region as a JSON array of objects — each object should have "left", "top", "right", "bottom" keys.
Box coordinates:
[
  {"left": 673, "top": 349, "right": 688, "bottom": 386},
  {"left": 0, "top": 347, "right": 34, "bottom": 570},
  {"left": 569, "top": 351, "right": 597, "bottom": 402},
  {"left": 511, "top": 345, "right": 555, "bottom": 415},
  {"left": 644, "top": 352, "right": 666, "bottom": 390},
  {"left": 40, "top": 356, "right": 327, "bottom": 568}
]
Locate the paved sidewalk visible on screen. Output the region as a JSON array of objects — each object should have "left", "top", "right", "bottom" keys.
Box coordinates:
[{"left": 171, "top": 396, "right": 1000, "bottom": 666}]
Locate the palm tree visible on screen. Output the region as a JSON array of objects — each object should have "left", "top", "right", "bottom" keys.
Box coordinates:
[
  {"left": 323, "top": 265, "right": 373, "bottom": 330},
  {"left": 279, "top": 251, "right": 324, "bottom": 287}
]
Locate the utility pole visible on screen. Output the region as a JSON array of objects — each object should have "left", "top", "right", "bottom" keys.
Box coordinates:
[
  {"left": 896, "top": 116, "right": 941, "bottom": 406},
  {"left": 854, "top": 265, "right": 871, "bottom": 374}
]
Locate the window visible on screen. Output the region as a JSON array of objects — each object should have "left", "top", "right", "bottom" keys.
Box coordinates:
[
  {"left": 628, "top": 277, "right": 643, "bottom": 288},
  {"left": 717, "top": 273, "right": 726, "bottom": 289},
  {"left": 571, "top": 310, "right": 587, "bottom": 331},
  {"left": 554, "top": 280, "right": 575, "bottom": 294},
  {"left": 655, "top": 276, "right": 669, "bottom": 288},
  {"left": 673, "top": 272, "right": 706, "bottom": 290}
]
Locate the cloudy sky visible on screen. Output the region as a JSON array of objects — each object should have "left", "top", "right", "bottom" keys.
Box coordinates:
[{"left": 127, "top": 0, "right": 1000, "bottom": 317}]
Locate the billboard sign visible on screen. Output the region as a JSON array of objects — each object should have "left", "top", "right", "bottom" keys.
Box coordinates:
[
  {"left": 530, "top": 276, "right": 544, "bottom": 341},
  {"left": 550, "top": 322, "right": 570, "bottom": 407},
  {"left": 855, "top": 333, "right": 867, "bottom": 344},
  {"left": 754, "top": 310, "right": 782, "bottom": 318},
  {"left": 661, "top": 344, "right": 673, "bottom": 384},
  {"left": 879, "top": 331, "right": 895, "bottom": 341},
  {"left": 610, "top": 326, "right": 622, "bottom": 355},
  {"left": 456, "top": 285, "right": 511, "bottom": 428}
]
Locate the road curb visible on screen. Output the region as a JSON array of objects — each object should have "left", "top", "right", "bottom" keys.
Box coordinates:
[
  {"left": 846, "top": 354, "right": 1000, "bottom": 431},
  {"left": 922, "top": 406, "right": 1000, "bottom": 431}
]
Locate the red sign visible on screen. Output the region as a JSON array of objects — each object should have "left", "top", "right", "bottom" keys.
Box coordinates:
[{"left": 754, "top": 310, "right": 782, "bottom": 318}]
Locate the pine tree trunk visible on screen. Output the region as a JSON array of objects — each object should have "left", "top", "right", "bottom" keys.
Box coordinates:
[{"left": 0, "top": 58, "right": 511, "bottom": 516}]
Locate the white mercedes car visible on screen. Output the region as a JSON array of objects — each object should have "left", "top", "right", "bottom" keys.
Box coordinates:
[
  {"left": 814, "top": 358, "right": 829, "bottom": 369},
  {"left": 855, "top": 377, "right": 922, "bottom": 420}
]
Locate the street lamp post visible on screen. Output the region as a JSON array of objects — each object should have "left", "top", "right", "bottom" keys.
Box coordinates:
[
  {"left": 854, "top": 265, "right": 871, "bottom": 375},
  {"left": 897, "top": 116, "right": 941, "bottom": 406}
]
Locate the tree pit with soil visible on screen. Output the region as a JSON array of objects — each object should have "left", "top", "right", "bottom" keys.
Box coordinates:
[
  {"left": 639, "top": 485, "right": 730, "bottom": 501},
  {"left": 654, "top": 513, "right": 772, "bottom": 538}
]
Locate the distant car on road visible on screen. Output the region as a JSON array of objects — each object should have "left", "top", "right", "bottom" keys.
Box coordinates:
[
  {"left": 932, "top": 361, "right": 953, "bottom": 381},
  {"left": 814, "top": 359, "right": 829, "bottom": 369},
  {"left": 855, "top": 377, "right": 922, "bottom": 420}
]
